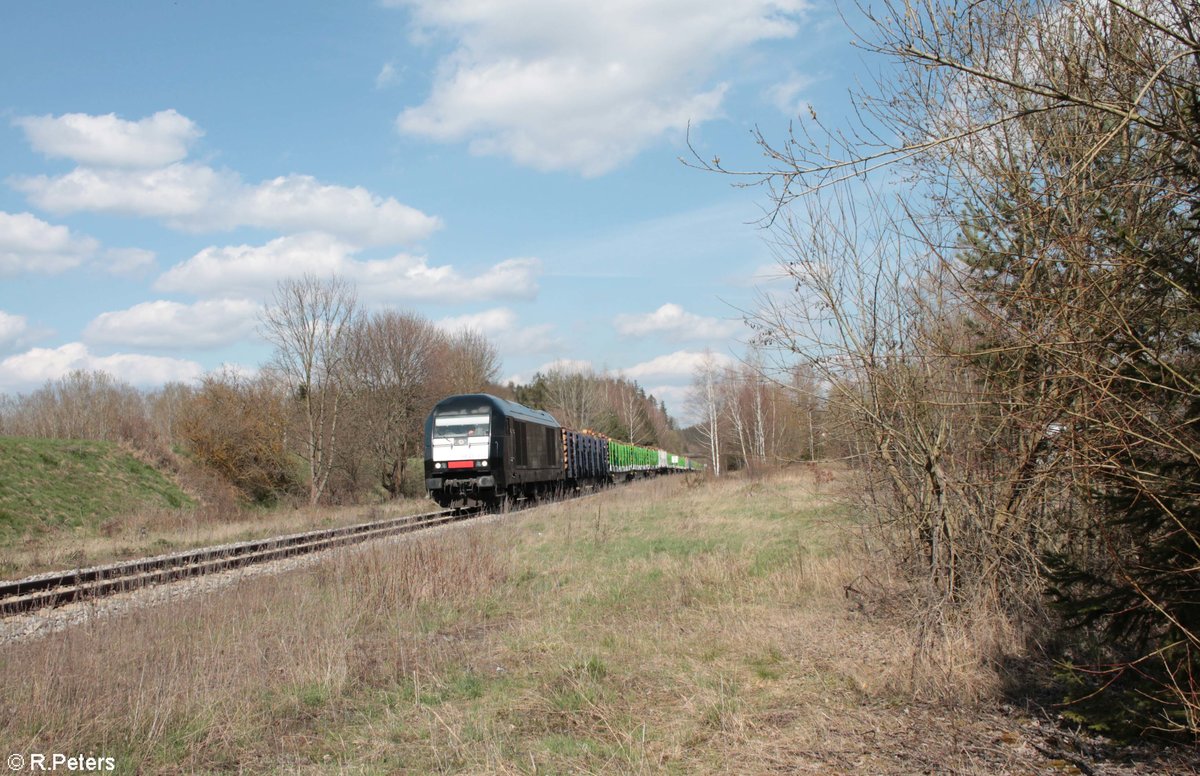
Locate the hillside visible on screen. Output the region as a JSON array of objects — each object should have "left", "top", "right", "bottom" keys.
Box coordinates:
[{"left": 0, "top": 436, "right": 194, "bottom": 543}]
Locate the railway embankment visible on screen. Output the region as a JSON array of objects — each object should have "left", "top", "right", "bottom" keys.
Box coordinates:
[
  {"left": 0, "top": 436, "right": 194, "bottom": 545},
  {"left": 0, "top": 439, "right": 436, "bottom": 579},
  {"left": 1, "top": 469, "right": 1192, "bottom": 773}
]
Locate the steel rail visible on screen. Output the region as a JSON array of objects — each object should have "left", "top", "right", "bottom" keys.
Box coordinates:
[{"left": 0, "top": 507, "right": 477, "bottom": 616}]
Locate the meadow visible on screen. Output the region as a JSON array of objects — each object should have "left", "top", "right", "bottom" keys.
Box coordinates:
[{"left": 0, "top": 469, "right": 1173, "bottom": 773}]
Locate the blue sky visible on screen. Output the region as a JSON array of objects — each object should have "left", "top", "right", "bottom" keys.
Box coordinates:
[{"left": 0, "top": 0, "right": 862, "bottom": 419}]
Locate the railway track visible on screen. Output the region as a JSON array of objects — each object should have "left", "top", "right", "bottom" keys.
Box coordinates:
[{"left": 0, "top": 506, "right": 479, "bottom": 617}]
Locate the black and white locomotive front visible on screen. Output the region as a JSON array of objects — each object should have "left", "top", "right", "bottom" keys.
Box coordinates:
[{"left": 423, "top": 393, "right": 563, "bottom": 508}]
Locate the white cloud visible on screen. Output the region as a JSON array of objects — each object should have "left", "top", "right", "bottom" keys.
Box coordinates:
[
  {"left": 399, "top": 254, "right": 535, "bottom": 304},
  {"left": 766, "top": 73, "right": 817, "bottom": 117},
  {"left": 0, "top": 211, "right": 99, "bottom": 274},
  {"left": 376, "top": 62, "right": 401, "bottom": 89},
  {"left": 235, "top": 174, "right": 438, "bottom": 244},
  {"left": 623, "top": 349, "right": 734, "bottom": 380},
  {"left": 614, "top": 303, "right": 741, "bottom": 341},
  {"left": 10, "top": 110, "right": 441, "bottom": 247},
  {"left": 0, "top": 311, "right": 32, "bottom": 353},
  {"left": 155, "top": 232, "right": 541, "bottom": 302},
  {"left": 155, "top": 232, "right": 352, "bottom": 295},
  {"left": 437, "top": 307, "right": 518, "bottom": 332},
  {"left": 392, "top": 0, "right": 807, "bottom": 175},
  {"left": 102, "top": 247, "right": 157, "bottom": 276},
  {"left": 14, "top": 166, "right": 440, "bottom": 247},
  {"left": 356, "top": 254, "right": 542, "bottom": 302},
  {"left": 0, "top": 343, "right": 203, "bottom": 393},
  {"left": 0, "top": 211, "right": 158, "bottom": 277},
  {"left": 437, "top": 307, "right": 562, "bottom": 354},
  {"left": 84, "top": 299, "right": 261, "bottom": 349},
  {"left": 0, "top": 312, "right": 28, "bottom": 342},
  {"left": 14, "top": 163, "right": 236, "bottom": 220},
  {"left": 14, "top": 109, "right": 202, "bottom": 168}
]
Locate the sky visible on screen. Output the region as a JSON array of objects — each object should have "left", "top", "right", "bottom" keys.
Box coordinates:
[{"left": 0, "top": 0, "right": 864, "bottom": 420}]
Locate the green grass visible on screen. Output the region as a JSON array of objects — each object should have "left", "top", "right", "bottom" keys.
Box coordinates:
[{"left": 0, "top": 436, "right": 194, "bottom": 544}]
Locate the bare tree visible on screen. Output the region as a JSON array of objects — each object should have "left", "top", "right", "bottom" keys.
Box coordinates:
[
  {"left": 260, "top": 274, "right": 357, "bottom": 505},
  {"left": 788, "top": 364, "right": 824, "bottom": 462},
  {"left": 849, "top": 0, "right": 1200, "bottom": 725},
  {"left": 437, "top": 328, "right": 501, "bottom": 395},
  {"left": 541, "top": 367, "right": 602, "bottom": 430},
  {"left": 346, "top": 310, "right": 442, "bottom": 497},
  {"left": 615, "top": 377, "right": 651, "bottom": 444},
  {"left": 718, "top": 353, "right": 775, "bottom": 473},
  {"left": 688, "top": 351, "right": 726, "bottom": 476},
  {"left": 720, "top": 366, "right": 752, "bottom": 473},
  {"left": 619, "top": 380, "right": 638, "bottom": 443},
  {"left": 0, "top": 370, "right": 159, "bottom": 453},
  {"left": 146, "top": 381, "right": 194, "bottom": 446}
]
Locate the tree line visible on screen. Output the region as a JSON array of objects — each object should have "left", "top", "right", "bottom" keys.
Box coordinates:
[
  {"left": 0, "top": 279, "right": 502, "bottom": 506},
  {"left": 509, "top": 368, "right": 682, "bottom": 451},
  {"left": 686, "top": 352, "right": 830, "bottom": 476},
  {"left": 0, "top": 274, "right": 706, "bottom": 509}
]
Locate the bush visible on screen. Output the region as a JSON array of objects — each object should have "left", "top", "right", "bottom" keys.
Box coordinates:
[{"left": 177, "top": 372, "right": 299, "bottom": 505}]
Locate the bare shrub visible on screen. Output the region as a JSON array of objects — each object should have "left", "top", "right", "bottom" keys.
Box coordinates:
[
  {"left": 0, "top": 370, "right": 162, "bottom": 454},
  {"left": 176, "top": 370, "right": 297, "bottom": 505},
  {"left": 698, "top": 0, "right": 1199, "bottom": 728}
]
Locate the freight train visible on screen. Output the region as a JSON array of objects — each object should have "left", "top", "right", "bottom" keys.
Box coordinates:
[{"left": 423, "top": 393, "right": 698, "bottom": 509}]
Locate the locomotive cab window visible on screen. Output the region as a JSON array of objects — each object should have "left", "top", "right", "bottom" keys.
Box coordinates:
[{"left": 433, "top": 415, "right": 490, "bottom": 441}]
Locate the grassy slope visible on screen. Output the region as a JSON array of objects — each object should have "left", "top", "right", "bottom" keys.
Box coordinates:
[
  {"left": 0, "top": 436, "right": 194, "bottom": 543},
  {"left": 0, "top": 440, "right": 438, "bottom": 579}
]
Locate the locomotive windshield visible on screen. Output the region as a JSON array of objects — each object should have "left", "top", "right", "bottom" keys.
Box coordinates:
[{"left": 433, "top": 414, "right": 490, "bottom": 440}]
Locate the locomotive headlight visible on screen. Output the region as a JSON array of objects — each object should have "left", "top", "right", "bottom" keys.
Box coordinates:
[
  {"left": 434, "top": 462, "right": 443, "bottom": 469},
  {"left": 476, "top": 460, "right": 487, "bottom": 467}
]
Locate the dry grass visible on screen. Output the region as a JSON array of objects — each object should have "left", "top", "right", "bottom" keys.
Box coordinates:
[
  {"left": 1, "top": 467, "right": 1185, "bottom": 774},
  {"left": 0, "top": 527, "right": 507, "bottom": 772}
]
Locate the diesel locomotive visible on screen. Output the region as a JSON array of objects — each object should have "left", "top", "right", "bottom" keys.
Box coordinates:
[{"left": 423, "top": 393, "right": 697, "bottom": 508}]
